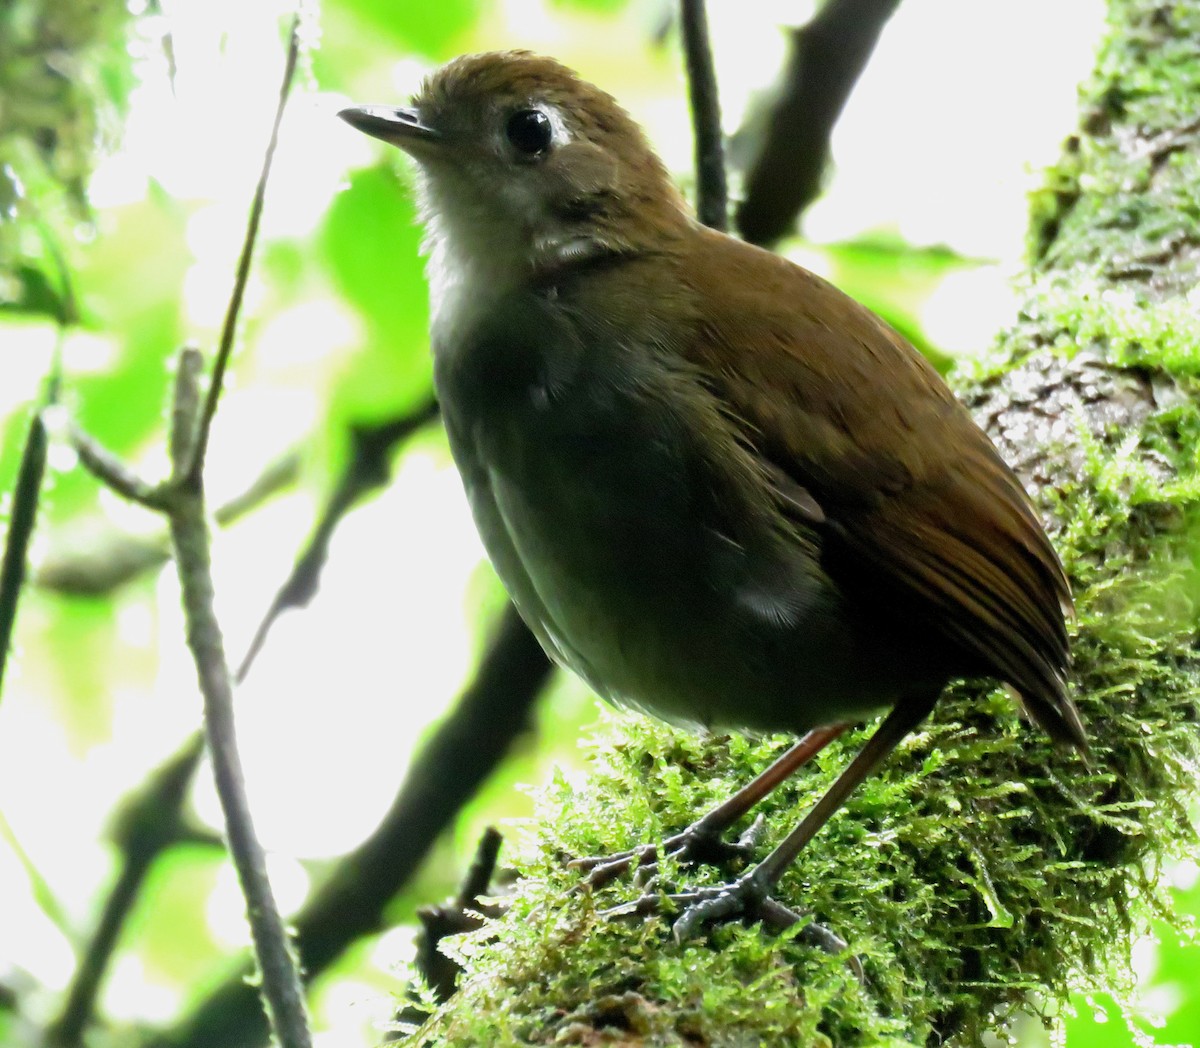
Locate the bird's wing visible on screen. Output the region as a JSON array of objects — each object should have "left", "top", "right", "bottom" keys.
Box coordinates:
[{"left": 682, "top": 229, "right": 1083, "bottom": 748}]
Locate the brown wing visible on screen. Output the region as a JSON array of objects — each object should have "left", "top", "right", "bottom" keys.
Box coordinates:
[{"left": 683, "top": 228, "right": 1085, "bottom": 749}]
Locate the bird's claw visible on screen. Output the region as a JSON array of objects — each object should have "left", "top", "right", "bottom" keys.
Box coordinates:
[
  {"left": 570, "top": 814, "right": 765, "bottom": 890},
  {"left": 601, "top": 869, "right": 771, "bottom": 940},
  {"left": 602, "top": 875, "right": 863, "bottom": 979}
]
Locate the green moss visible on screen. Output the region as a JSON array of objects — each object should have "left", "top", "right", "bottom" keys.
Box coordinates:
[{"left": 398, "top": 1, "right": 1200, "bottom": 1043}]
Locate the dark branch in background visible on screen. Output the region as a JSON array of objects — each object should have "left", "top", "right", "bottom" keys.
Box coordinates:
[
  {"left": 237, "top": 398, "right": 440, "bottom": 681},
  {"left": 734, "top": 0, "right": 902, "bottom": 246},
  {"left": 390, "top": 826, "right": 507, "bottom": 1037},
  {"left": 149, "top": 604, "right": 552, "bottom": 1048},
  {"left": 58, "top": 18, "right": 313, "bottom": 1048},
  {"left": 43, "top": 737, "right": 208, "bottom": 1048},
  {"left": 679, "top": 0, "right": 728, "bottom": 231},
  {"left": 411, "top": 826, "right": 504, "bottom": 1008},
  {"left": 0, "top": 401, "right": 49, "bottom": 701},
  {"left": 0, "top": 224, "right": 74, "bottom": 701}
]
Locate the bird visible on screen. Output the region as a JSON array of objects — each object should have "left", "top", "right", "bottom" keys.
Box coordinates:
[{"left": 339, "top": 49, "right": 1086, "bottom": 939}]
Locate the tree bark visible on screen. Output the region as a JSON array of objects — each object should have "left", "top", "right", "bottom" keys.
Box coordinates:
[{"left": 404, "top": 2, "right": 1200, "bottom": 1044}]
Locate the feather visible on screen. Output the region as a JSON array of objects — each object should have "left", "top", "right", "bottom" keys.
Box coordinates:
[{"left": 681, "top": 228, "right": 1085, "bottom": 751}]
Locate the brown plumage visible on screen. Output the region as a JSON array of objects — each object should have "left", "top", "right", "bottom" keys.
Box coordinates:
[
  {"left": 679, "top": 228, "right": 1082, "bottom": 749},
  {"left": 340, "top": 49, "right": 1086, "bottom": 938}
]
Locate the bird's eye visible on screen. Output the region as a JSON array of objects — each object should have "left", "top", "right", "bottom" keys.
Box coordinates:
[{"left": 506, "top": 108, "right": 553, "bottom": 155}]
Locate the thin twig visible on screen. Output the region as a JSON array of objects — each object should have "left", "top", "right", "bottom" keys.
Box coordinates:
[
  {"left": 186, "top": 18, "right": 300, "bottom": 485},
  {"left": 70, "top": 427, "right": 170, "bottom": 510},
  {"left": 679, "top": 0, "right": 728, "bottom": 231},
  {"left": 168, "top": 349, "right": 312, "bottom": 1048},
  {"left": 170, "top": 346, "right": 204, "bottom": 472},
  {"left": 236, "top": 399, "right": 439, "bottom": 681},
  {"left": 53, "top": 16, "right": 313, "bottom": 1047},
  {"left": 34, "top": 446, "right": 302, "bottom": 597}
]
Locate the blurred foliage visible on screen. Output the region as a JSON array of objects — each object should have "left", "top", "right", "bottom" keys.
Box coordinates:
[
  {"left": 320, "top": 164, "right": 431, "bottom": 427},
  {"left": 818, "top": 235, "right": 970, "bottom": 371},
  {"left": 0, "top": 1, "right": 1197, "bottom": 1047},
  {"left": 0, "top": 0, "right": 135, "bottom": 317}
]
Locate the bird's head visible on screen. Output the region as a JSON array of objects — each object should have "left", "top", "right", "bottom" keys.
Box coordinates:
[{"left": 340, "top": 50, "right": 691, "bottom": 282}]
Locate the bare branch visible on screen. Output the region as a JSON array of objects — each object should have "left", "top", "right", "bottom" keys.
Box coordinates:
[
  {"left": 51, "top": 18, "right": 314, "bottom": 1048},
  {"left": 167, "top": 350, "right": 312, "bottom": 1048},
  {"left": 34, "top": 446, "right": 302, "bottom": 597},
  {"left": 64, "top": 363, "right": 314, "bottom": 1048},
  {"left": 71, "top": 427, "right": 169, "bottom": 511},
  {"left": 37, "top": 392, "right": 432, "bottom": 1037}
]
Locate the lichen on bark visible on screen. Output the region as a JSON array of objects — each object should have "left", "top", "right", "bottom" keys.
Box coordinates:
[{"left": 402, "top": 2, "right": 1200, "bottom": 1044}]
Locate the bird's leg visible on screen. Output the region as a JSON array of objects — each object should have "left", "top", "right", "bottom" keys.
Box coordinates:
[
  {"left": 609, "top": 693, "right": 938, "bottom": 944},
  {"left": 573, "top": 724, "right": 850, "bottom": 888}
]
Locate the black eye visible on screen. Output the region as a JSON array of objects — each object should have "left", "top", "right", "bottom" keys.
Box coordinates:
[{"left": 506, "top": 108, "right": 553, "bottom": 155}]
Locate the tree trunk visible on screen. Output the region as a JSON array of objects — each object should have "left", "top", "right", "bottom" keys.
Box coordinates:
[{"left": 405, "top": 1, "right": 1200, "bottom": 1044}]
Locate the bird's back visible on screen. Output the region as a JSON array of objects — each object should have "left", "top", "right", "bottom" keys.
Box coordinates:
[{"left": 675, "top": 228, "right": 1084, "bottom": 749}]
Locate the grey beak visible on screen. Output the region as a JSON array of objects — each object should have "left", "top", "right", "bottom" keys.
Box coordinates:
[{"left": 338, "top": 105, "right": 440, "bottom": 147}]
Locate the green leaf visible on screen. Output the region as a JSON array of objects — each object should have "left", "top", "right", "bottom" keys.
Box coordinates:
[
  {"left": 0, "top": 266, "right": 69, "bottom": 320},
  {"left": 336, "top": 0, "right": 481, "bottom": 59},
  {"left": 319, "top": 163, "right": 432, "bottom": 422}
]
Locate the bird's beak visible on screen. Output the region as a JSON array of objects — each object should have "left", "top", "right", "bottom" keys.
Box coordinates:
[{"left": 338, "top": 105, "right": 440, "bottom": 151}]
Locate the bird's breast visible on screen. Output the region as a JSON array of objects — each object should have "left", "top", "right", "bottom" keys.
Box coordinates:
[{"left": 431, "top": 286, "right": 910, "bottom": 734}]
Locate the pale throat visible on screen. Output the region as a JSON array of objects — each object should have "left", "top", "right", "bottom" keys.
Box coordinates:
[
  {"left": 419, "top": 183, "right": 609, "bottom": 352},
  {"left": 420, "top": 208, "right": 526, "bottom": 353}
]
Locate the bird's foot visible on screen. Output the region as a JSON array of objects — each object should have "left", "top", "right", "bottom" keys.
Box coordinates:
[
  {"left": 604, "top": 868, "right": 860, "bottom": 974},
  {"left": 569, "top": 815, "right": 765, "bottom": 890}
]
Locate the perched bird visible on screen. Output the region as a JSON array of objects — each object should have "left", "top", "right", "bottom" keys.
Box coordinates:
[{"left": 339, "top": 50, "right": 1086, "bottom": 937}]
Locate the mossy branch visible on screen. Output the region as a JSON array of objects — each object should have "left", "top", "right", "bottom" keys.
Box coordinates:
[{"left": 403, "top": 2, "right": 1200, "bottom": 1044}]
